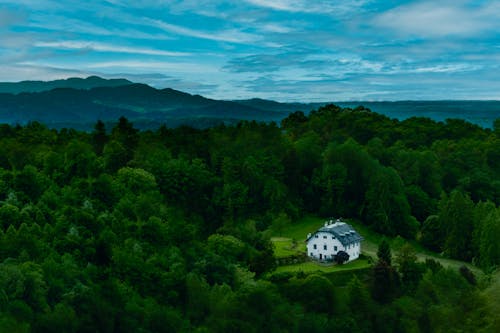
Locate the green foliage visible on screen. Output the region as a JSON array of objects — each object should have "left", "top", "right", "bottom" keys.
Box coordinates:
[
  {"left": 371, "top": 259, "right": 400, "bottom": 303},
  {"left": 442, "top": 191, "right": 475, "bottom": 260},
  {"left": 377, "top": 239, "right": 392, "bottom": 266},
  {"left": 395, "top": 243, "right": 424, "bottom": 293},
  {"left": 0, "top": 109, "right": 497, "bottom": 331},
  {"left": 477, "top": 208, "right": 500, "bottom": 270}
]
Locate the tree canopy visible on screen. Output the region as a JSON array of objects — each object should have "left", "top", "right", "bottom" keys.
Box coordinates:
[{"left": 0, "top": 106, "right": 499, "bottom": 331}]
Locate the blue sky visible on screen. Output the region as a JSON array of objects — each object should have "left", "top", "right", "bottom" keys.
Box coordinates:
[{"left": 1, "top": 0, "right": 499, "bottom": 101}]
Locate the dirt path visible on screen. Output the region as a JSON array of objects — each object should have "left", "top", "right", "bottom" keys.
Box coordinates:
[{"left": 361, "top": 239, "right": 483, "bottom": 275}]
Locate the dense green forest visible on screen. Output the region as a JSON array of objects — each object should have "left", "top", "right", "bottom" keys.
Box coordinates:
[{"left": 0, "top": 105, "right": 499, "bottom": 332}]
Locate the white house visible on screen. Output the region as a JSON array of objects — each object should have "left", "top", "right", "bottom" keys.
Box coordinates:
[{"left": 306, "top": 219, "right": 363, "bottom": 262}]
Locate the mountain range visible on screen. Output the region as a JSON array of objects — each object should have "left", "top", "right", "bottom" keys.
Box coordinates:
[{"left": 0, "top": 76, "right": 498, "bottom": 130}]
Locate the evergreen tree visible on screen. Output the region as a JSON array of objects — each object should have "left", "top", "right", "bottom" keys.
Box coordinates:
[
  {"left": 478, "top": 209, "right": 500, "bottom": 270},
  {"left": 396, "top": 243, "right": 423, "bottom": 293},
  {"left": 377, "top": 239, "right": 392, "bottom": 265},
  {"left": 91, "top": 120, "right": 108, "bottom": 155},
  {"left": 441, "top": 191, "right": 474, "bottom": 260}
]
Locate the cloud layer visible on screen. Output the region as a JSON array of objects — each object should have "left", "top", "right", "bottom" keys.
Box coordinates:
[{"left": 1, "top": 0, "right": 499, "bottom": 101}]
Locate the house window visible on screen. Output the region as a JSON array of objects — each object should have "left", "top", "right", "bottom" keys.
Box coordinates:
[
  {"left": 310, "top": 252, "right": 313, "bottom": 256},
  {"left": 323, "top": 235, "right": 327, "bottom": 239},
  {"left": 323, "top": 245, "right": 327, "bottom": 250},
  {"left": 315, "top": 235, "right": 318, "bottom": 238},
  {"left": 332, "top": 236, "right": 335, "bottom": 239},
  {"left": 313, "top": 244, "right": 317, "bottom": 249},
  {"left": 334, "top": 246, "right": 337, "bottom": 251}
]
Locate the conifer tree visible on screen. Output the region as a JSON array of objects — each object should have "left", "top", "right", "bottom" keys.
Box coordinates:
[{"left": 377, "top": 239, "right": 392, "bottom": 265}]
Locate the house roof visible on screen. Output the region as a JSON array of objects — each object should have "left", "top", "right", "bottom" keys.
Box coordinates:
[{"left": 307, "top": 220, "right": 363, "bottom": 246}]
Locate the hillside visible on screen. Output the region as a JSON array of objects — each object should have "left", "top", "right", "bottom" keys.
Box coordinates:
[
  {"left": 0, "top": 77, "right": 499, "bottom": 130},
  {"left": 0, "top": 82, "right": 287, "bottom": 129}
]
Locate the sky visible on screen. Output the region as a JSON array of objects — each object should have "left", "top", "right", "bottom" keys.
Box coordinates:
[{"left": 1, "top": 0, "right": 500, "bottom": 101}]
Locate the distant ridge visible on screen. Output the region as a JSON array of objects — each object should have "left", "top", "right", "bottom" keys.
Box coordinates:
[
  {"left": 232, "top": 98, "right": 325, "bottom": 113},
  {"left": 0, "top": 77, "right": 288, "bottom": 129},
  {"left": 0, "top": 76, "right": 133, "bottom": 94},
  {"left": 0, "top": 76, "right": 498, "bottom": 129}
]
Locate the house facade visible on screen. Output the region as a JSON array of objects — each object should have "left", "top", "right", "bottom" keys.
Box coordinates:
[{"left": 306, "top": 219, "right": 363, "bottom": 262}]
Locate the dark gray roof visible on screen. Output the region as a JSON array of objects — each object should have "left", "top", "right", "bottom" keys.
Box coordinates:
[{"left": 307, "top": 221, "right": 363, "bottom": 246}]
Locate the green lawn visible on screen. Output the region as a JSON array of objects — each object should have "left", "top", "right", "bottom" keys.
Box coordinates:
[
  {"left": 272, "top": 237, "right": 304, "bottom": 258},
  {"left": 271, "top": 215, "right": 483, "bottom": 276},
  {"left": 270, "top": 216, "right": 322, "bottom": 258},
  {"left": 273, "top": 258, "right": 371, "bottom": 274},
  {"left": 277, "top": 216, "right": 325, "bottom": 241}
]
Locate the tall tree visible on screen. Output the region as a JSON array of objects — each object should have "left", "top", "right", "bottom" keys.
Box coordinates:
[
  {"left": 441, "top": 191, "right": 475, "bottom": 260},
  {"left": 478, "top": 209, "right": 500, "bottom": 270},
  {"left": 91, "top": 120, "right": 108, "bottom": 155},
  {"left": 377, "top": 239, "right": 392, "bottom": 265},
  {"left": 395, "top": 243, "right": 423, "bottom": 293}
]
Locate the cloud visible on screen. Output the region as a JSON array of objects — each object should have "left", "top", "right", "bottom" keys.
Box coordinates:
[
  {"left": 224, "top": 50, "right": 387, "bottom": 78},
  {"left": 244, "top": 0, "right": 369, "bottom": 15},
  {"left": 0, "top": 63, "right": 90, "bottom": 82},
  {"left": 373, "top": 1, "right": 500, "bottom": 38},
  {"left": 103, "top": 72, "right": 219, "bottom": 93},
  {"left": 145, "top": 19, "right": 260, "bottom": 44},
  {"left": 2, "top": 0, "right": 500, "bottom": 101},
  {"left": 224, "top": 52, "right": 307, "bottom": 73},
  {"left": 244, "top": 0, "right": 304, "bottom": 12},
  {"left": 34, "top": 41, "right": 191, "bottom": 57},
  {"left": 29, "top": 16, "right": 174, "bottom": 41},
  {"left": 87, "top": 60, "right": 218, "bottom": 74},
  {"left": 409, "top": 64, "right": 480, "bottom": 74}
]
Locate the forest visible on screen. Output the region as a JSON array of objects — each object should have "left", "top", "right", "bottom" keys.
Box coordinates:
[{"left": 0, "top": 104, "right": 499, "bottom": 332}]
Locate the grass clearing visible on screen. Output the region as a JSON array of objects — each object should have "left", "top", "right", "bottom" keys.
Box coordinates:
[
  {"left": 277, "top": 216, "right": 325, "bottom": 241},
  {"left": 272, "top": 237, "right": 304, "bottom": 258}
]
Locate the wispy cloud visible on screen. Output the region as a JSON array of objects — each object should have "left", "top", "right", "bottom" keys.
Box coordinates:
[
  {"left": 259, "top": 23, "right": 294, "bottom": 34},
  {"left": 244, "top": 0, "right": 304, "bottom": 12},
  {"left": 0, "top": 63, "right": 90, "bottom": 82},
  {"left": 244, "top": 0, "right": 369, "bottom": 15},
  {"left": 29, "top": 16, "right": 174, "bottom": 41},
  {"left": 145, "top": 19, "right": 260, "bottom": 44},
  {"left": 1, "top": 0, "right": 500, "bottom": 101},
  {"left": 87, "top": 60, "right": 218, "bottom": 74},
  {"left": 34, "top": 41, "right": 191, "bottom": 57},
  {"left": 225, "top": 50, "right": 386, "bottom": 76}
]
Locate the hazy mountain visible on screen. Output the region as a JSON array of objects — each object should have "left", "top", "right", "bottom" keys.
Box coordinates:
[
  {"left": 335, "top": 100, "right": 500, "bottom": 129},
  {"left": 0, "top": 76, "right": 132, "bottom": 94},
  {"left": 233, "top": 98, "right": 326, "bottom": 113},
  {"left": 0, "top": 80, "right": 288, "bottom": 129},
  {"left": 0, "top": 76, "right": 498, "bottom": 130}
]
